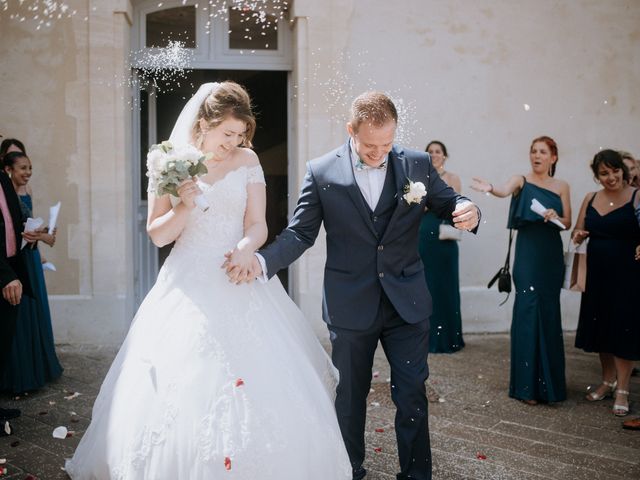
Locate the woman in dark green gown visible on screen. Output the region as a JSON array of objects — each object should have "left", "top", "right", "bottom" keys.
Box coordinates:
[
  {"left": 419, "top": 141, "right": 464, "bottom": 353},
  {"left": 1, "top": 151, "right": 62, "bottom": 393},
  {"left": 471, "top": 136, "right": 571, "bottom": 404}
]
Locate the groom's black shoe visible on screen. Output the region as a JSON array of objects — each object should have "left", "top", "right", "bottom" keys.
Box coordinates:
[{"left": 353, "top": 466, "right": 367, "bottom": 480}]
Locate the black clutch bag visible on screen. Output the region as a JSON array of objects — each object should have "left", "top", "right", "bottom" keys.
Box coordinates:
[{"left": 487, "top": 229, "right": 513, "bottom": 305}]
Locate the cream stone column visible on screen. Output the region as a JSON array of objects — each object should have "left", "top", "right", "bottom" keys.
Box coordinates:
[
  {"left": 50, "top": 0, "right": 135, "bottom": 345},
  {"left": 288, "top": 0, "right": 356, "bottom": 337}
]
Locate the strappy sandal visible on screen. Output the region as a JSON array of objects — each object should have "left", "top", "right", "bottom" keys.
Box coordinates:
[
  {"left": 613, "top": 390, "right": 630, "bottom": 417},
  {"left": 586, "top": 380, "right": 617, "bottom": 401}
]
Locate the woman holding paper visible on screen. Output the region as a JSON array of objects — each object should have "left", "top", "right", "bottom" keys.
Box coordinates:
[
  {"left": 471, "top": 136, "right": 571, "bottom": 404},
  {"left": 573, "top": 149, "right": 640, "bottom": 416},
  {"left": 1, "top": 150, "right": 62, "bottom": 393}
]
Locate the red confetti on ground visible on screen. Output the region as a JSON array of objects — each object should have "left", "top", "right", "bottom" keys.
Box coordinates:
[
  {"left": 24, "top": 475, "right": 37, "bottom": 480},
  {"left": 224, "top": 456, "right": 232, "bottom": 470},
  {"left": 375, "top": 428, "right": 385, "bottom": 433},
  {"left": 37, "top": 411, "right": 48, "bottom": 416},
  {"left": 66, "top": 431, "right": 74, "bottom": 438},
  {"left": 235, "top": 378, "right": 244, "bottom": 387},
  {"left": 10, "top": 441, "right": 19, "bottom": 448},
  {"left": 476, "top": 452, "right": 487, "bottom": 460},
  {"left": 374, "top": 447, "right": 382, "bottom": 453}
]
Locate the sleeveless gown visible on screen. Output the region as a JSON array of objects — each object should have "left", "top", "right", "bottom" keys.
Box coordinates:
[
  {"left": 575, "top": 189, "right": 640, "bottom": 360},
  {"left": 65, "top": 165, "right": 351, "bottom": 479},
  {"left": 418, "top": 211, "right": 464, "bottom": 353},
  {"left": 507, "top": 180, "right": 566, "bottom": 403},
  {"left": 0, "top": 194, "right": 63, "bottom": 393}
]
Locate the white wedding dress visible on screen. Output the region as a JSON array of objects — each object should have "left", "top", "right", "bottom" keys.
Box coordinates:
[{"left": 66, "top": 165, "right": 352, "bottom": 479}]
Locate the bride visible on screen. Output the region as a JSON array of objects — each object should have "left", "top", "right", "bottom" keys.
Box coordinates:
[{"left": 65, "top": 82, "right": 352, "bottom": 479}]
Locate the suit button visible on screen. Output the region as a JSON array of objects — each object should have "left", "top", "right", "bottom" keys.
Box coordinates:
[
  {"left": 378, "top": 272, "right": 384, "bottom": 278},
  {"left": 378, "top": 245, "right": 384, "bottom": 251},
  {"left": 373, "top": 216, "right": 378, "bottom": 222}
]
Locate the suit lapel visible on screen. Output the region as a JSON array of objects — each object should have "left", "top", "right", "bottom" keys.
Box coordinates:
[
  {"left": 336, "top": 142, "right": 378, "bottom": 237},
  {"left": 381, "top": 146, "right": 409, "bottom": 242}
]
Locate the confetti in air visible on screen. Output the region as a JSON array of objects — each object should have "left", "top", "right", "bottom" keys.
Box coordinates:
[
  {"left": 0, "top": 0, "right": 77, "bottom": 30},
  {"left": 309, "top": 49, "right": 423, "bottom": 147},
  {"left": 130, "top": 40, "right": 195, "bottom": 96}
]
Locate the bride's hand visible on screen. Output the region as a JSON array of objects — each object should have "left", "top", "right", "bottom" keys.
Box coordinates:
[
  {"left": 222, "top": 248, "right": 256, "bottom": 284},
  {"left": 176, "top": 177, "right": 202, "bottom": 209}
]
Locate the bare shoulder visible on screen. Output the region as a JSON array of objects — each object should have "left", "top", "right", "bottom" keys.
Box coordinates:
[
  {"left": 552, "top": 177, "right": 570, "bottom": 194},
  {"left": 236, "top": 147, "right": 260, "bottom": 167}
]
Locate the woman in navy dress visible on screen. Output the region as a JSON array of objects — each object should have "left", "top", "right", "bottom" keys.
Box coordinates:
[
  {"left": 471, "top": 136, "right": 571, "bottom": 404},
  {"left": 419, "top": 141, "right": 464, "bottom": 353},
  {"left": 573, "top": 149, "right": 640, "bottom": 416},
  {"left": 1, "top": 150, "right": 62, "bottom": 393}
]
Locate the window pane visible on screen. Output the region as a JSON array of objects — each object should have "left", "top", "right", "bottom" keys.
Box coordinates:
[
  {"left": 228, "top": 8, "right": 278, "bottom": 51},
  {"left": 146, "top": 6, "right": 196, "bottom": 48}
]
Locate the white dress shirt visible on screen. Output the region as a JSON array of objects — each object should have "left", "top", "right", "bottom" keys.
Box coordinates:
[{"left": 350, "top": 138, "right": 388, "bottom": 211}]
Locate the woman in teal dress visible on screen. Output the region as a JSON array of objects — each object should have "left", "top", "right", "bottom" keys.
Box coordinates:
[
  {"left": 471, "top": 136, "right": 571, "bottom": 404},
  {"left": 1, "top": 151, "right": 62, "bottom": 393},
  {"left": 419, "top": 141, "right": 464, "bottom": 353}
]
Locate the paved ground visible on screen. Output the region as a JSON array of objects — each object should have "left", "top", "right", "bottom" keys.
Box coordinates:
[{"left": 0, "top": 333, "right": 638, "bottom": 479}]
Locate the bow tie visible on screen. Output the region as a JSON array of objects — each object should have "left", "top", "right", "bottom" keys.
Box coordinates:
[{"left": 355, "top": 158, "right": 387, "bottom": 172}]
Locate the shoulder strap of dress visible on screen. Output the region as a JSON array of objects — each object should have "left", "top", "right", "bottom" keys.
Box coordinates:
[
  {"left": 631, "top": 188, "right": 639, "bottom": 203},
  {"left": 587, "top": 191, "right": 598, "bottom": 206}
]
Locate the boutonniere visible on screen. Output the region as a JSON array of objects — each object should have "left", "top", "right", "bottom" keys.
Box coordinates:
[{"left": 403, "top": 180, "right": 427, "bottom": 205}]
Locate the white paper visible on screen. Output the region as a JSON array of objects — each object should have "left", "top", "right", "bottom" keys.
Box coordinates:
[
  {"left": 42, "top": 262, "right": 57, "bottom": 272},
  {"left": 530, "top": 198, "right": 566, "bottom": 229},
  {"left": 48, "top": 201, "right": 61, "bottom": 234},
  {"left": 21, "top": 217, "right": 44, "bottom": 249}
]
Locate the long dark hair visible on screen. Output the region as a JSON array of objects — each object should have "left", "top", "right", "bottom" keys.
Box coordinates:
[
  {"left": 591, "top": 149, "right": 629, "bottom": 183},
  {"left": 0, "top": 138, "right": 26, "bottom": 160}
]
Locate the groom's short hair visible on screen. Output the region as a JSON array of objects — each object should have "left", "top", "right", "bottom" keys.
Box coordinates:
[{"left": 349, "top": 92, "right": 398, "bottom": 132}]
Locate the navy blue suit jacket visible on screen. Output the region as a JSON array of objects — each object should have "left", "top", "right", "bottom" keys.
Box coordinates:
[{"left": 259, "top": 142, "right": 475, "bottom": 330}]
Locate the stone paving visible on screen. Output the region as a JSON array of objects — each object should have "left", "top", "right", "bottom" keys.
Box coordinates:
[{"left": 0, "top": 333, "right": 638, "bottom": 479}]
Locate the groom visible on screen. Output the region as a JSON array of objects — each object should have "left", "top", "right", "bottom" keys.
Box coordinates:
[{"left": 230, "top": 92, "right": 479, "bottom": 479}]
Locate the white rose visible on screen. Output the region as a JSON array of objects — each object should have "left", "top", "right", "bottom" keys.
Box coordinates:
[
  {"left": 146, "top": 149, "right": 165, "bottom": 176},
  {"left": 403, "top": 181, "right": 427, "bottom": 204}
]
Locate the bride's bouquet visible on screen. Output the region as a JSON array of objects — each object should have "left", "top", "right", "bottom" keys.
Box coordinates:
[{"left": 146, "top": 141, "right": 211, "bottom": 211}]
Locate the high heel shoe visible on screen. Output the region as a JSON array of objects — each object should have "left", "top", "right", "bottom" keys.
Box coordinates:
[
  {"left": 585, "top": 380, "right": 617, "bottom": 401},
  {"left": 613, "top": 390, "right": 630, "bottom": 417}
]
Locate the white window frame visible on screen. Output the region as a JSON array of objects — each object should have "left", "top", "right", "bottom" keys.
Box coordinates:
[{"left": 132, "top": 0, "right": 292, "bottom": 70}]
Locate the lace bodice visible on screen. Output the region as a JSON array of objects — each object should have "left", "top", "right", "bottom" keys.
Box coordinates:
[{"left": 171, "top": 165, "right": 265, "bottom": 258}]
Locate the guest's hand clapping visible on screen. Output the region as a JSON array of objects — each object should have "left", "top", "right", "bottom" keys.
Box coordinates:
[
  {"left": 470, "top": 177, "right": 493, "bottom": 193},
  {"left": 635, "top": 245, "right": 640, "bottom": 261},
  {"left": 572, "top": 229, "right": 589, "bottom": 245},
  {"left": 176, "top": 178, "right": 203, "bottom": 209}
]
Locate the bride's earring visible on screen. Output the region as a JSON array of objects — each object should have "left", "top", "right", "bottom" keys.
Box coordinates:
[{"left": 197, "top": 130, "right": 207, "bottom": 149}]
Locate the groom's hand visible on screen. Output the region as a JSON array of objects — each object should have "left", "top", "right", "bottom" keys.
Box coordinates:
[{"left": 452, "top": 201, "right": 480, "bottom": 231}]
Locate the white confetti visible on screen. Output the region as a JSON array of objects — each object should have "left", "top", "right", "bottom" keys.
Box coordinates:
[
  {"left": 64, "top": 392, "right": 81, "bottom": 400},
  {"left": 52, "top": 426, "right": 68, "bottom": 439},
  {"left": 523, "top": 103, "right": 531, "bottom": 111}
]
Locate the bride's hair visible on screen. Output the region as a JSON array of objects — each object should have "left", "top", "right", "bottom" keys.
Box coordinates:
[{"left": 192, "top": 81, "right": 256, "bottom": 148}]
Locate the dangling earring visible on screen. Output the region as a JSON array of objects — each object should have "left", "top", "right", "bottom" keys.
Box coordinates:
[{"left": 197, "top": 130, "right": 207, "bottom": 149}]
